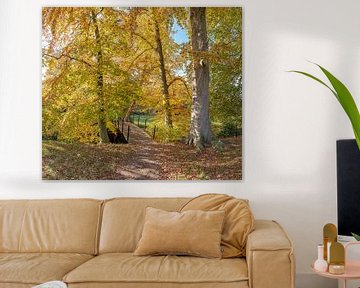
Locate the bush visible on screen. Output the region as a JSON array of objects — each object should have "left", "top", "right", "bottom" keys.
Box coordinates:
[
  {"left": 146, "top": 124, "right": 187, "bottom": 143},
  {"left": 217, "top": 123, "right": 241, "bottom": 138}
]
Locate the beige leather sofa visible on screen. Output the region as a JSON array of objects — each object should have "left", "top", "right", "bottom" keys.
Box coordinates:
[{"left": 0, "top": 198, "right": 295, "bottom": 288}]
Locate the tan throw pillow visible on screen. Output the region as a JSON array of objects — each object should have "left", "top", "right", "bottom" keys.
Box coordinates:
[
  {"left": 134, "top": 207, "right": 225, "bottom": 258},
  {"left": 181, "top": 194, "right": 255, "bottom": 258}
]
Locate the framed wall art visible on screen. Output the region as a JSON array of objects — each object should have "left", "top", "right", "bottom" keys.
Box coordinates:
[{"left": 42, "top": 7, "right": 242, "bottom": 180}]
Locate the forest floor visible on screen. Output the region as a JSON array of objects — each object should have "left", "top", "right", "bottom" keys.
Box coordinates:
[{"left": 42, "top": 123, "right": 242, "bottom": 180}]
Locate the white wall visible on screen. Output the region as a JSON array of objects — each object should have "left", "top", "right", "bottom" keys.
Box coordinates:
[{"left": 1, "top": 0, "right": 359, "bottom": 287}]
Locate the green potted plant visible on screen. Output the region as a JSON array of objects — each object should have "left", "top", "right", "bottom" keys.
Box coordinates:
[
  {"left": 290, "top": 63, "right": 360, "bottom": 150},
  {"left": 290, "top": 63, "right": 360, "bottom": 241},
  {"left": 352, "top": 233, "right": 360, "bottom": 241}
]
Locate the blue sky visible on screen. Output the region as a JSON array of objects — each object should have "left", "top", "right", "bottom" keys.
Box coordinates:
[
  {"left": 170, "top": 20, "right": 188, "bottom": 77},
  {"left": 172, "top": 20, "right": 188, "bottom": 44}
]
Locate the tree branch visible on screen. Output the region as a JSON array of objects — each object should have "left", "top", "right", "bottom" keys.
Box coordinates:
[
  {"left": 43, "top": 52, "right": 94, "bottom": 69},
  {"left": 132, "top": 32, "right": 155, "bottom": 50},
  {"left": 168, "top": 77, "right": 191, "bottom": 97},
  {"left": 126, "top": 48, "right": 153, "bottom": 71},
  {"left": 95, "top": 7, "right": 105, "bottom": 18}
]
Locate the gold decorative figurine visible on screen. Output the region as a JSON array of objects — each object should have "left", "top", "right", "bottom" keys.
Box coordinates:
[{"left": 323, "top": 223, "right": 337, "bottom": 262}]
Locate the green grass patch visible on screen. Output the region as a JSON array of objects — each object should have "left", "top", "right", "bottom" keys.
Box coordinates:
[{"left": 130, "top": 113, "right": 154, "bottom": 128}]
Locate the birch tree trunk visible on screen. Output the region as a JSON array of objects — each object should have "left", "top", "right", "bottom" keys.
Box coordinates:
[
  {"left": 92, "top": 10, "right": 110, "bottom": 143},
  {"left": 188, "top": 7, "right": 212, "bottom": 148},
  {"left": 154, "top": 19, "right": 173, "bottom": 128}
]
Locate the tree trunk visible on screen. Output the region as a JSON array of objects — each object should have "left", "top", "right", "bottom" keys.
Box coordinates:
[
  {"left": 154, "top": 19, "right": 173, "bottom": 128},
  {"left": 188, "top": 7, "right": 212, "bottom": 148},
  {"left": 92, "top": 10, "right": 110, "bottom": 143},
  {"left": 124, "top": 100, "right": 136, "bottom": 122}
]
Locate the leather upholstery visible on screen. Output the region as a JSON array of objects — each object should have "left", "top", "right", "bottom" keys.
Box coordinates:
[
  {"left": 246, "top": 220, "right": 295, "bottom": 288},
  {"left": 68, "top": 283, "right": 249, "bottom": 288},
  {"left": 0, "top": 198, "right": 295, "bottom": 288},
  {"left": 181, "top": 194, "right": 255, "bottom": 257},
  {"left": 63, "top": 253, "right": 248, "bottom": 284},
  {"left": 134, "top": 207, "right": 225, "bottom": 258},
  {"left": 0, "top": 284, "right": 32, "bottom": 288},
  {"left": 0, "top": 253, "right": 93, "bottom": 285},
  {"left": 0, "top": 199, "right": 102, "bottom": 254},
  {"left": 99, "top": 198, "right": 190, "bottom": 253}
]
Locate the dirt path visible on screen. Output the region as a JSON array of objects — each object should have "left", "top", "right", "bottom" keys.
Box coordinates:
[
  {"left": 115, "top": 123, "right": 162, "bottom": 179},
  {"left": 42, "top": 128, "right": 242, "bottom": 180}
]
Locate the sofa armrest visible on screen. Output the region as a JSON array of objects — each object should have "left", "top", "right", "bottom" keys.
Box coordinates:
[{"left": 246, "top": 220, "right": 295, "bottom": 288}]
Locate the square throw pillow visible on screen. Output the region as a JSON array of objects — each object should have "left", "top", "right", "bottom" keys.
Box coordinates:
[
  {"left": 181, "top": 193, "right": 255, "bottom": 258},
  {"left": 134, "top": 207, "right": 225, "bottom": 258}
]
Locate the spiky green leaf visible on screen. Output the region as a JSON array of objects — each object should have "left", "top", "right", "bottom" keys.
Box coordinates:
[
  {"left": 351, "top": 232, "right": 360, "bottom": 241},
  {"left": 290, "top": 64, "right": 360, "bottom": 150}
]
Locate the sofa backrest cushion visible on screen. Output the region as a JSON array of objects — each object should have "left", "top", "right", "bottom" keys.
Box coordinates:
[
  {"left": 99, "top": 198, "right": 189, "bottom": 253},
  {"left": 181, "top": 194, "right": 254, "bottom": 258},
  {"left": 0, "top": 199, "right": 102, "bottom": 254}
]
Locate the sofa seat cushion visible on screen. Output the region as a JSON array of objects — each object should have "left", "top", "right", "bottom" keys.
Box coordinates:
[
  {"left": 0, "top": 284, "right": 33, "bottom": 288},
  {"left": 64, "top": 253, "right": 248, "bottom": 285},
  {"left": 0, "top": 253, "right": 93, "bottom": 285},
  {"left": 67, "top": 283, "right": 249, "bottom": 288}
]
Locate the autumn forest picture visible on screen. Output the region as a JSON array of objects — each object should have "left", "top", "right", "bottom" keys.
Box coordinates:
[{"left": 42, "top": 7, "right": 242, "bottom": 180}]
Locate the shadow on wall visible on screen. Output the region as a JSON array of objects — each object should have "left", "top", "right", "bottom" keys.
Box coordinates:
[
  {"left": 244, "top": 1, "right": 360, "bottom": 288},
  {"left": 245, "top": 0, "right": 360, "bottom": 185},
  {"left": 296, "top": 274, "right": 337, "bottom": 288}
]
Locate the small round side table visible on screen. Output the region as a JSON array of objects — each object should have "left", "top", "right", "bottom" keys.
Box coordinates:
[{"left": 311, "top": 242, "right": 360, "bottom": 288}]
